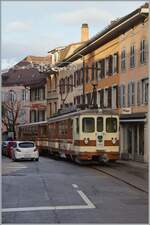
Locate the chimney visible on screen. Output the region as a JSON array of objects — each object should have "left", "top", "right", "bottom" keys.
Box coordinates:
[{"left": 81, "top": 23, "right": 89, "bottom": 42}]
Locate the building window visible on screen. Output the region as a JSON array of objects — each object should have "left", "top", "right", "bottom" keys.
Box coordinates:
[
  {"left": 59, "top": 80, "right": 62, "bottom": 94},
  {"left": 38, "top": 110, "right": 45, "bottom": 121},
  {"left": 49, "top": 103, "right": 52, "bottom": 116},
  {"left": 105, "top": 57, "right": 109, "bottom": 76},
  {"left": 121, "top": 49, "right": 126, "bottom": 71},
  {"left": 77, "top": 70, "right": 80, "bottom": 86},
  {"left": 70, "top": 75, "right": 73, "bottom": 92},
  {"left": 54, "top": 102, "right": 57, "bottom": 113},
  {"left": 100, "top": 89, "right": 104, "bottom": 108},
  {"left": 105, "top": 56, "right": 112, "bottom": 76},
  {"left": 101, "top": 59, "right": 105, "bottom": 78},
  {"left": 30, "top": 110, "right": 36, "bottom": 123},
  {"left": 140, "top": 39, "right": 146, "bottom": 64},
  {"left": 86, "top": 93, "right": 91, "bottom": 105},
  {"left": 80, "top": 68, "right": 83, "bottom": 85},
  {"left": 142, "top": 78, "right": 149, "bottom": 104},
  {"left": 112, "top": 86, "right": 118, "bottom": 109},
  {"left": 96, "top": 61, "right": 102, "bottom": 80},
  {"left": 30, "top": 87, "right": 45, "bottom": 101},
  {"left": 113, "top": 53, "right": 119, "bottom": 74},
  {"left": 91, "top": 63, "right": 95, "bottom": 81},
  {"left": 95, "top": 62, "right": 98, "bottom": 81},
  {"left": 74, "top": 71, "right": 77, "bottom": 87},
  {"left": 120, "top": 85, "right": 126, "bottom": 107},
  {"left": 39, "top": 88, "right": 45, "bottom": 100},
  {"left": 128, "top": 81, "right": 135, "bottom": 106},
  {"left": 22, "top": 89, "right": 26, "bottom": 100},
  {"left": 86, "top": 65, "right": 89, "bottom": 83},
  {"left": 108, "top": 55, "right": 113, "bottom": 75},
  {"left": 137, "top": 81, "right": 141, "bottom": 105},
  {"left": 77, "top": 96, "right": 80, "bottom": 104},
  {"left": 104, "top": 88, "right": 108, "bottom": 108},
  {"left": 130, "top": 45, "right": 135, "bottom": 68},
  {"left": 131, "top": 82, "right": 135, "bottom": 105},
  {"left": 54, "top": 75, "right": 57, "bottom": 89},
  {"left": 9, "top": 90, "right": 16, "bottom": 102},
  {"left": 107, "top": 87, "right": 112, "bottom": 108}
]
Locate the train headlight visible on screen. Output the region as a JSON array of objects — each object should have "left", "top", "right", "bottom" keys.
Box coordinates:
[
  {"left": 111, "top": 138, "right": 117, "bottom": 144},
  {"left": 84, "top": 138, "right": 89, "bottom": 145}
]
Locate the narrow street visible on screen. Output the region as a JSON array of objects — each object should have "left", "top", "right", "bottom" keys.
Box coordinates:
[{"left": 2, "top": 156, "right": 148, "bottom": 224}]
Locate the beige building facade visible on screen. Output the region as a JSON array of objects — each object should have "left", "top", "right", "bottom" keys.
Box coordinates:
[
  {"left": 57, "top": 3, "right": 149, "bottom": 162},
  {"left": 118, "top": 17, "right": 149, "bottom": 162}
]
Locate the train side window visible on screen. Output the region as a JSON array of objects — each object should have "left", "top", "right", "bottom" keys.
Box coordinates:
[
  {"left": 97, "top": 117, "right": 103, "bottom": 132},
  {"left": 106, "top": 118, "right": 117, "bottom": 133},
  {"left": 82, "top": 117, "right": 95, "bottom": 133},
  {"left": 76, "top": 118, "right": 79, "bottom": 134}
]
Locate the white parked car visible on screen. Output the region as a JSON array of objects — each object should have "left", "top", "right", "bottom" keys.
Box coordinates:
[{"left": 11, "top": 141, "right": 39, "bottom": 161}]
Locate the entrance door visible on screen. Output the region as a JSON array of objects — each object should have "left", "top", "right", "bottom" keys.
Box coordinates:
[
  {"left": 96, "top": 117, "right": 104, "bottom": 150},
  {"left": 127, "top": 124, "right": 144, "bottom": 161},
  {"left": 127, "top": 126, "right": 133, "bottom": 159},
  {"left": 139, "top": 123, "right": 144, "bottom": 161}
]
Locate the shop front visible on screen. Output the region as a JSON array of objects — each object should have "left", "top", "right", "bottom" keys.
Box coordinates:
[{"left": 120, "top": 113, "right": 148, "bottom": 162}]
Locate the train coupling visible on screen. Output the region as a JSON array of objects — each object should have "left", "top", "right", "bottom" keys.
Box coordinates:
[{"left": 98, "top": 154, "right": 109, "bottom": 163}]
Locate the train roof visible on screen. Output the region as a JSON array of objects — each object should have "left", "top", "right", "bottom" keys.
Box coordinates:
[{"left": 48, "top": 107, "right": 119, "bottom": 123}]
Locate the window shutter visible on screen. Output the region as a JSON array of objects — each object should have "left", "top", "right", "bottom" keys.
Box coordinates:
[
  {"left": 101, "top": 59, "right": 105, "bottom": 78},
  {"left": 95, "top": 62, "right": 98, "bottom": 80},
  {"left": 74, "top": 72, "right": 76, "bottom": 87},
  {"left": 137, "top": 81, "right": 140, "bottom": 105},
  {"left": 120, "top": 85, "right": 123, "bottom": 107},
  {"left": 109, "top": 55, "right": 113, "bottom": 75},
  {"left": 116, "top": 53, "right": 119, "bottom": 73},
  {"left": 116, "top": 86, "right": 119, "bottom": 108},
  {"left": 132, "top": 82, "right": 135, "bottom": 105},
  {"left": 128, "top": 83, "right": 130, "bottom": 106},
  {"left": 86, "top": 65, "right": 89, "bottom": 83},
  {"left": 123, "top": 85, "right": 126, "bottom": 106}
]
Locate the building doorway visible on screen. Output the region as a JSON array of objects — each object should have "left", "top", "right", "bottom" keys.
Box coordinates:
[{"left": 127, "top": 123, "right": 144, "bottom": 162}]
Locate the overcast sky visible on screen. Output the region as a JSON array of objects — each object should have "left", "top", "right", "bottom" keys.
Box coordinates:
[{"left": 2, "top": 1, "right": 146, "bottom": 69}]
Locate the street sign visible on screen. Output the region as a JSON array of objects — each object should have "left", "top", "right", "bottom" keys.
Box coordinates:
[{"left": 121, "top": 107, "right": 132, "bottom": 114}]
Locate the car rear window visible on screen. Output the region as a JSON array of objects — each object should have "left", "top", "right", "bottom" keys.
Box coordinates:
[{"left": 18, "top": 142, "right": 35, "bottom": 148}]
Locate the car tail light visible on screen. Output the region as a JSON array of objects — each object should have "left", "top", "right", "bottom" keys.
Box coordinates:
[
  {"left": 34, "top": 148, "right": 38, "bottom": 152},
  {"left": 15, "top": 149, "right": 21, "bottom": 152}
]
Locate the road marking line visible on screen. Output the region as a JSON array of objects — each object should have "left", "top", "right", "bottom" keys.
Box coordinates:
[
  {"left": 4, "top": 166, "right": 27, "bottom": 169},
  {"left": 77, "top": 190, "right": 95, "bottom": 208},
  {"left": 72, "top": 184, "right": 79, "bottom": 188},
  {"left": 2, "top": 205, "right": 92, "bottom": 213},
  {"left": 2, "top": 189, "right": 95, "bottom": 213}
]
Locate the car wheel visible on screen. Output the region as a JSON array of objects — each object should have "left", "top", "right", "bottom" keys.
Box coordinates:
[{"left": 35, "top": 158, "right": 39, "bottom": 161}]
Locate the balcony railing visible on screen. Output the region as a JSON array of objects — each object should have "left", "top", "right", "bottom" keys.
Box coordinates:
[{"left": 47, "top": 90, "right": 58, "bottom": 100}]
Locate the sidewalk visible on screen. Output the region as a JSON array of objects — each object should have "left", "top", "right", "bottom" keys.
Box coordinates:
[{"left": 95, "top": 160, "right": 148, "bottom": 193}]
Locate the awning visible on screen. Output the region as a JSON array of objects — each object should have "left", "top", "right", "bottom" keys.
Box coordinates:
[
  {"left": 120, "top": 118, "right": 146, "bottom": 123},
  {"left": 120, "top": 112, "right": 147, "bottom": 123}
]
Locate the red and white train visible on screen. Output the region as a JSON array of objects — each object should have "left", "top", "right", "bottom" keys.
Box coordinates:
[{"left": 18, "top": 108, "right": 120, "bottom": 163}]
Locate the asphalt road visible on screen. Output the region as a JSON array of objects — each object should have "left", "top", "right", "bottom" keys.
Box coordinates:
[{"left": 2, "top": 156, "right": 148, "bottom": 224}]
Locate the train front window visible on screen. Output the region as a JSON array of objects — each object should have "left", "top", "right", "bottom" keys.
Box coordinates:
[
  {"left": 82, "top": 118, "right": 95, "bottom": 133},
  {"left": 97, "top": 117, "right": 103, "bottom": 132},
  {"left": 106, "top": 118, "right": 117, "bottom": 133}
]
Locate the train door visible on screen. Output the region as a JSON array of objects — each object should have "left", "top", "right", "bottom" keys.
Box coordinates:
[
  {"left": 105, "top": 116, "right": 119, "bottom": 149},
  {"left": 96, "top": 117, "right": 105, "bottom": 150}
]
